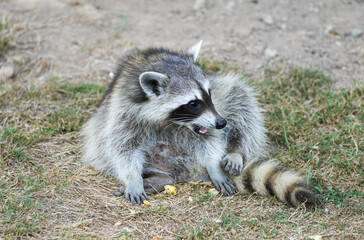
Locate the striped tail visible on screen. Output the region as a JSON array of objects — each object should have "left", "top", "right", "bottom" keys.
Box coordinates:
[{"left": 232, "top": 160, "right": 319, "bottom": 207}]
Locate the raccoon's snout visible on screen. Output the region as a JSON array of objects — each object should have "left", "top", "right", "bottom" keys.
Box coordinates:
[{"left": 215, "top": 118, "right": 227, "bottom": 129}]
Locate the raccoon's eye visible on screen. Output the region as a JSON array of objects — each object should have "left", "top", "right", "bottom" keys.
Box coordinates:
[{"left": 188, "top": 100, "right": 199, "bottom": 109}]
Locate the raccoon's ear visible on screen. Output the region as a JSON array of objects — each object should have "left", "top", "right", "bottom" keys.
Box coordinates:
[
  {"left": 139, "top": 71, "right": 169, "bottom": 97},
  {"left": 188, "top": 40, "right": 203, "bottom": 62}
]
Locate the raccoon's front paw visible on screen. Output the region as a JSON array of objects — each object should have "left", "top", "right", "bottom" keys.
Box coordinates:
[
  {"left": 125, "top": 188, "right": 148, "bottom": 204},
  {"left": 221, "top": 153, "right": 243, "bottom": 176},
  {"left": 211, "top": 176, "right": 238, "bottom": 196},
  {"left": 112, "top": 185, "right": 148, "bottom": 204}
]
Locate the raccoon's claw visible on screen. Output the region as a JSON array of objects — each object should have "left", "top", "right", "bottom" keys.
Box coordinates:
[
  {"left": 212, "top": 177, "right": 238, "bottom": 196},
  {"left": 125, "top": 191, "right": 148, "bottom": 204},
  {"left": 221, "top": 153, "right": 243, "bottom": 176}
]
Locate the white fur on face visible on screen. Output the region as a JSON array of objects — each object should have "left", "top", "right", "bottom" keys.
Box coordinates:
[
  {"left": 164, "top": 93, "right": 198, "bottom": 111},
  {"left": 138, "top": 93, "right": 198, "bottom": 123},
  {"left": 193, "top": 111, "right": 216, "bottom": 129},
  {"left": 191, "top": 89, "right": 202, "bottom": 100}
]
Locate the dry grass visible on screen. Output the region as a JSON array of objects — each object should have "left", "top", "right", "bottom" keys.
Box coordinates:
[
  {"left": 0, "top": 18, "right": 13, "bottom": 57},
  {"left": 1, "top": 24, "right": 363, "bottom": 240}
]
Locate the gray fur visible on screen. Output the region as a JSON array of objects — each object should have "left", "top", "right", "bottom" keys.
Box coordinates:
[{"left": 82, "top": 44, "right": 317, "bottom": 207}]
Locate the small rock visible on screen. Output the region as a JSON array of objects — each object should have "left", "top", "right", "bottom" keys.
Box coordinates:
[
  {"left": 325, "top": 25, "right": 334, "bottom": 34},
  {"left": 0, "top": 65, "right": 15, "bottom": 79},
  {"left": 280, "top": 23, "right": 287, "bottom": 30},
  {"left": 225, "top": 1, "right": 236, "bottom": 10},
  {"left": 193, "top": 0, "right": 206, "bottom": 11},
  {"left": 263, "top": 15, "right": 274, "bottom": 25},
  {"left": 308, "top": 7, "right": 319, "bottom": 13},
  {"left": 264, "top": 48, "right": 277, "bottom": 58},
  {"left": 351, "top": 28, "right": 363, "bottom": 37},
  {"left": 325, "top": 25, "right": 340, "bottom": 36}
]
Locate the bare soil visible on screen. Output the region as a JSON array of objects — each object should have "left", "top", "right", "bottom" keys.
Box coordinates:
[{"left": 1, "top": 0, "right": 364, "bottom": 87}]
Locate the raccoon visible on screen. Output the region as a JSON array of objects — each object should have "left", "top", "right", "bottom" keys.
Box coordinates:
[{"left": 82, "top": 41, "right": 318, "bottom": 207}]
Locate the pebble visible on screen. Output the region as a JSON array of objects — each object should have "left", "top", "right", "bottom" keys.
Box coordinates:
[
  {"left": 264, "top": 48, "right": 277, "bottom": 58},
  {"left": 263, "top": 14, "right": 274, "bottom": 25},
  {"left": 193, "top": 0, "right": 206, "bottom": 11},
  {"left": 351, "top": 28, "right": 363, "bottom": 37},
  {"left": 325, "top": 25, "right": 334, "bottom": 34},
  {"left": 225, "top": 1, "right": 236, "bottom": 10},
  {"left": 308, "top": 7, "right": 319, "bottom": 13},
  {"left": 280, "top": 23, "right": 287, "bottom": 30},
  {"left": 0, "top": 65, "right": 14, "bottom": 79}
]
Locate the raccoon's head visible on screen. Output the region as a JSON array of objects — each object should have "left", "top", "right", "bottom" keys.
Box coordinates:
[{"left": 138, "top": 41, "right": 227, "bottom": 135}]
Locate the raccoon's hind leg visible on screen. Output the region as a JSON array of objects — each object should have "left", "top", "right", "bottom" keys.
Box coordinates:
[{"left": 143, "top": 173, "right": 174, "bottom": 194}]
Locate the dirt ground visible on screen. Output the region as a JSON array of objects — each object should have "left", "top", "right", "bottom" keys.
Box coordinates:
[
  {"left": 1, "top": 0, "right": 363, "bottom": 239},
  {"left": 1, "top": 0, "right": 364, "bottom": 87}
]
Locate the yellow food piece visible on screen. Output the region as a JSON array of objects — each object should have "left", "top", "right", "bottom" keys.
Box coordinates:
[
  {"left": 164, "top": 185, "right": 177, "bottom": 194},
  {"left": 208, "top": 188, "right": 219, "bottom": 196},
  {"left": 143, "top": 200, "right": 151, "bottom": 206}
]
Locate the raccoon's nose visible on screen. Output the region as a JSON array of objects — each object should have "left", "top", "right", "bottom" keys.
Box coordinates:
[{"left": 215, "top": 118, "right": 227, "bottom": 129}]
